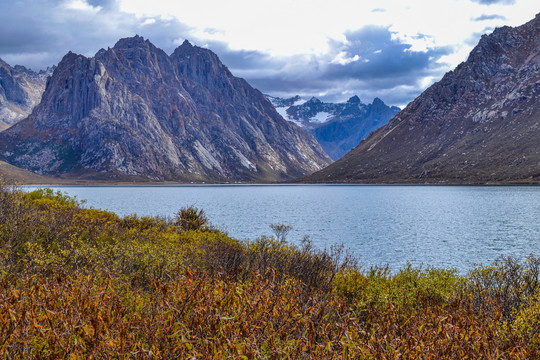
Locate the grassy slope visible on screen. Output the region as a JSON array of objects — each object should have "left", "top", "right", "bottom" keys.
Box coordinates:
[{"left": 0, "top": 160, "right": 56, "bottom": 184}]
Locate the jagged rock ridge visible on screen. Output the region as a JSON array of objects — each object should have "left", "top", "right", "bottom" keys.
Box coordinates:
[
  {"left": 267, "top": 95, "right": 399, "bottom": 160},
  {"left": 0, "top": 36, "right": 331, "bottom": 182},
  {"left": 306, "top": 13, "right": 540, "bottom": 184},
  {"left": 0, "top": 59, "right": 53, "bottom": 131}
]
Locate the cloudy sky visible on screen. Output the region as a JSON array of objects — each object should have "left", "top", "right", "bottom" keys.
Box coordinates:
[{"left": 1, "top": 0, "right": 538, "bottom": 107}]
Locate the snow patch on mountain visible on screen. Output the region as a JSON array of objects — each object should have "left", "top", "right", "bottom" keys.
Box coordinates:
[
  {"left": 310, "top": 111, "right": 332, "bottom": 124},
  {"left": 275, "top": 106, "right": 290, "bottom": 120},
  {"left": 292, "top": 98, "right": 307, "bottom": 106}
]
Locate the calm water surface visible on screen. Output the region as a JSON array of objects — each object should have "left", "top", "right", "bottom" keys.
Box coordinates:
[{"left": 24, "top": 185, "right": 540, "bottom": 273}]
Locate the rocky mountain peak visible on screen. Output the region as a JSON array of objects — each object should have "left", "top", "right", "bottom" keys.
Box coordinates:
[
  {"left": 109, "top": 36, "right": 166, "bottom": 64},
  {"left": 372, "top": 97, "right": 385, "bottom": 107},
  {"left": 171, "top": 40, "right": 236, "bottom": 96},
  {"left": 172, "top": 39, "right": 214, "bottom": 59},
  {"left": 179, "top": 39, "right": 193, "bottom": 49},
  {"left": 171, "top": 41, "right": 226, "bottom": 73},
  {"left": 0, "top": 37, "right": 331, "bottom": 182},
  {"left": 12, "top": 65, "right": 33, "bottom": 74},
  {"left": 113, "top": 35, "right": 149, "bottom": 49},
  {"left": 347, "top": 95, "right": 361, "bottom": 104},
  {"left": 56, "top": 52, "right": 91, "bottom": 72},
  {"left": 63, "top": 51, "right": 81, "bottom": 59}
]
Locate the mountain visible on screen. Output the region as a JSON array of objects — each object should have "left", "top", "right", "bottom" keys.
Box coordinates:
[
  {"left": 267, "top": 95, "right": 400, "bottom": 160},
  {"left": 305, "top": 13, "right": 540, "bottom": 184},
  {"left": 0, "top": 36, "right": 331, "bottom": 182},
  {"left": 0, "top": 59, "right": 53, "bottom": 131}
]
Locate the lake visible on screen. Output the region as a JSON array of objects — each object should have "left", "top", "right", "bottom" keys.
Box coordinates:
[{"left": 23, "top": 184, "right": 540, "bottom": 273}]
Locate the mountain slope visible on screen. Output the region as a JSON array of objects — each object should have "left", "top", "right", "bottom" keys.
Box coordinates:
[
  {"left": 0, "top": 161, "right": 54, "bottom": 184},
  {"left": 0, "top": 59, "right": 52, "bottom": 130},
  {"left": 268, "top": 95, "right": 399, "bottom": 160},
  {"left": 306, "top": 14, "right": 540, "bottom": 184},
  {"left": 0, "top": 36, "right": 331, "bottom": 182}
]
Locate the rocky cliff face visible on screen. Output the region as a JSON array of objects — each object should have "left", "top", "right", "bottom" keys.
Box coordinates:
[
  {"left": 268, "top": 95, "right": 399, "bottom": 160},
  {"left": 0, "top": 59, "right": 52, "bottom": 131},
  {"left": 0, "top": 36, "right": 331, "bottom": 182},
  {"left": 306, "top": 13, "right": 540, "bottom": 184}
]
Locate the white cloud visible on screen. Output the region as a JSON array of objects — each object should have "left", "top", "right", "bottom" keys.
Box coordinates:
[
  {"left": 118, "top": 0, "right": 539, "bottom": 71},
  {"left": 63, "top": 0, "right": 102, "bottom": 13},
  {"left": 141, "top": 18, "right": 156, "bottom": 26},
  {"left": 118, "top": 0, "right": 381, "bottom": 56},
  {"left": 331, "top": 52, "right": 360, "bottom": 65}
]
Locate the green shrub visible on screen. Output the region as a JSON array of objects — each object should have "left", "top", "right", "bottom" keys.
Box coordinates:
[
  {"left": 334, "top": 264, "right": 462, "bottom": 311},
  {"left": 25, "top": 188, "right": 82, "bottom": 207},
  {"left": 175, "top": 206, "right": 209, "bottom": 231}
]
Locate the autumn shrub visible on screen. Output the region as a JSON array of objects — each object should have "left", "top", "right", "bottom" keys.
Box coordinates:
[
  {"left": 245, "top": 235, "right": 354, "bottom": 291},
  {"left": 3, "top": 184, "right": 540, "bottom": 357},
  {"left": 508, "top": 290, "right": 540, "bottom": 351},
  {"left": 466, "top": 255, "right": 540, "bottom": 319},
  {"left": 187, "top": 231, "right": 355, "bottom": 292},
  {"left": 0, "top": 180, "right": 22, "bottom": 227},
  {"left": 1, "top": 268, "right": 533, "bottom": 358}
]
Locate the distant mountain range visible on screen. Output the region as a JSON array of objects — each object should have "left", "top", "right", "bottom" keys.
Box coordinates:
[
  {"left": 0, "top": 36, "right": 331, "bottom": 182},
  {"left": 306, "top": 13, "right": 540, "bottom": 184},
  {"left": 267, "top": 95, "right": 399, "bottom": 160},
  {"left": 0, "top": 59, "right": 54, "bottom": 131}
]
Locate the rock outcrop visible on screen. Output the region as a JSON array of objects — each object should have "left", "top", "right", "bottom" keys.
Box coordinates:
[
  {"left": 305, "top": 13, "right": 540, "bottom": 184},
  {"left": 0, "top": 36, "right": 331, "bottom": 182},
  {"left": 0, "top": 59, "right": 52, "bottom": 131}
]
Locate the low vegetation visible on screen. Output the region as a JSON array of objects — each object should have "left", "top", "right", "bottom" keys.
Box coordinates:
[{"left": 1, "top": 180, "right": 540, "bottom": 358}]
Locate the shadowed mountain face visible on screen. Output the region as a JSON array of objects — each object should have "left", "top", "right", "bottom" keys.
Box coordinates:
[
  {"left": 306, "top": 13, "right": 540, "bottom": 184},
  {"left": 0, "top": 59, "right": 53, "bottom": 131},
  {"left": 0, "top": 36, "right": 331, "bottom": 182}
]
